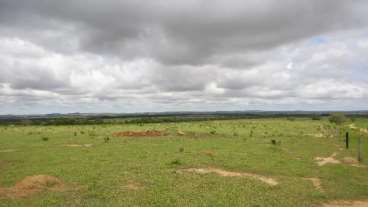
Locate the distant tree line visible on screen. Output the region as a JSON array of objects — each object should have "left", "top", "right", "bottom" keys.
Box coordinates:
[{"left": 0, "top": 112, "right": 365, "bottom": 126}]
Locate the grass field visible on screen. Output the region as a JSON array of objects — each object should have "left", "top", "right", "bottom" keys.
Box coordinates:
[{"left": 1, "top": 118, "right": 368, "bottom": 207}]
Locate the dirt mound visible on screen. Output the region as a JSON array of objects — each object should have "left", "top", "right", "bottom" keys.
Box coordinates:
[
  {"left": 112, "top": 130, "right": 165, "bottom": 137},
  {"left": 315, "top": 153, "right": 341, "bottom": 166},
  {"left": 0, "top": 175, "right": 68, "bottom": 199},
  {"left": 177, "top": 167, "right": 278, "bottom": 186},
  {"left": 322, "top": 200, "right": 368, "bottom": 207}
]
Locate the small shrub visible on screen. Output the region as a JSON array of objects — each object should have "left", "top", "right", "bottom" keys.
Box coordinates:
[
  {"left": 179, "top": 147, "right": 184, "bottom": 153},
  {"left": 104, "top": 137, "right": 110, "bottom": 143},
  {"left": 42, "top": 137, "right": 49, "bottom": 141},
  {"left": 169, "top": 159, "right": 182, "bottom": 166}
]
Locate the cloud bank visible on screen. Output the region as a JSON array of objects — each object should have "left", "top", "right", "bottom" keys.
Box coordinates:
[{"left": 0, "top": 0, "right": 368, "bottom": 114}]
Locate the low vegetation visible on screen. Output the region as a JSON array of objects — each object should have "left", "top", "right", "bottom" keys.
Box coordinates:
[{"left": 0, "top": 117, "right": 368, "bottom": 206}]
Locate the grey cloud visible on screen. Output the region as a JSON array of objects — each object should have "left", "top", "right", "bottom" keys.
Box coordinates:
[{"left": 1, "top": 0, "right": 367, "bottom": 65}]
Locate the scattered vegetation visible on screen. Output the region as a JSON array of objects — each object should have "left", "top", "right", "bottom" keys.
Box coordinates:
[{"left": 0, "top": 117, "right": 368, "bottom": 206}]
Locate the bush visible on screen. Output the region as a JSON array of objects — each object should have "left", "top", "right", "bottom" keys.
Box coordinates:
[
  {"left": 311, "top": 115, "right": 321, "bottom": 120},
  {"left": 328, "top": 113, "right": 347, "bottom": 125}
]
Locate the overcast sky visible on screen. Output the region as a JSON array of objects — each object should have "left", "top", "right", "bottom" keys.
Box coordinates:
[{"left": 0, "top": 0, "right": 368, "bottom": 114}]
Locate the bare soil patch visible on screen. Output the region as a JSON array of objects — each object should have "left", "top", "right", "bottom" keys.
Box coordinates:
[
  {"left": 315, "top": 153, "right": 341, "bottom": 166},
  {"left": 177, "top": 167, "right": 278, "bottom": 186},
  {"left": 322, "top": 200, "right": 368, "bottom": 207},
  {"left": 112, "top": 130, "right": 166, "bottom": 137},
  {"left": 122, "top": 180, "right": 144, "bottom": 191},
  {"left": 315, "top": 154, "right": 365, "bottom": 168},
  {"left": 342, "top": 157, "right": 366, "bottom": 168},
  {"left": 303, "top": 177, "right": 323, "bottom": 191},
  {"left": 342, "top": 157, "right": 359, "bottom": 165},
  {"left": 0, "top": 175, "right": 69, "bottom": 199}
]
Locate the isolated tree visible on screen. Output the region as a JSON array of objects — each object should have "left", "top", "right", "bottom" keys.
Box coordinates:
[{"left": 328, "top": 113, "right": 347, "bottom": 125}]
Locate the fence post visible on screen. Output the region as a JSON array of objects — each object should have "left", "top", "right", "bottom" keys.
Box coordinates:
[
  {"left": 358, "top": 137, "right": 362, "bottom": 162},
  {"left": 345, "top": 132, "right": 349, "bottom": 149}
]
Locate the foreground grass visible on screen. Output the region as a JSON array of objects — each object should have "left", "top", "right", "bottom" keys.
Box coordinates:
[{"left": 0, "top": 118, "right": 368, "bottom": 207}]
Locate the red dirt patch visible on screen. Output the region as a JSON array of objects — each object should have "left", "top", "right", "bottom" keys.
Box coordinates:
[
  {"left": 112, "top": 130, "right": 165, "bottom": 137},
  {"left": 0, "top": 175, "right": 70, "bottom": 199}
]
